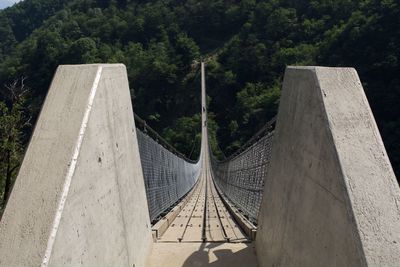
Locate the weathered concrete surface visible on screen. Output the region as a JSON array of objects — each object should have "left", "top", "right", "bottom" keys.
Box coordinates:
[
  {"left": 256, "top": 67, "right": 400, "bottom": 266},
  {"left": 0, "top": 64, "right": 152, "bottom": 266}
]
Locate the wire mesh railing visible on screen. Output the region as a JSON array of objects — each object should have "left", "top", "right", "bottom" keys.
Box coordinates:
[
  {"left": 134, "top": 114, "right": 201, "bottom": 223},
  {"left": 210, "top": 117, "right": 276, "bottom": 224}
]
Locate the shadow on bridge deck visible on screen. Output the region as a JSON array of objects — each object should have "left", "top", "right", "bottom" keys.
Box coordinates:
[{"left": 148, "top": 242, "right": 258, "bottom": 267}]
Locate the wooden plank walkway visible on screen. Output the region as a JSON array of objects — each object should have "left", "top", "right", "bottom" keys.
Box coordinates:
[{"left": 148, "top": 62, "right": 258, "bottom": 266}]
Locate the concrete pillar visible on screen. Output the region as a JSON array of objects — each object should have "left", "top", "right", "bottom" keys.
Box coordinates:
[
  {"left": 0, "top": 64, "right": 152, "bottom": 266},
  {"left": 256, "top": 67, "right": 400, "bottom": 266}
]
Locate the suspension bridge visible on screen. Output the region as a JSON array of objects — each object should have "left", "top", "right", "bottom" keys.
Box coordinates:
[{"left": 0, "top": 63, "right": 399, "bottom": 267}]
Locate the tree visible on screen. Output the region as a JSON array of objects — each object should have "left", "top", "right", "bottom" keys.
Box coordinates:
[
  {"left": 0, "top": 13, "right": 16, "bottom": 61},
  {"left": 0, "top": 78, "right": 31, "bottom": 213},
  {"left": 67, "top": 37, "right": 98, "bottom": 63}
]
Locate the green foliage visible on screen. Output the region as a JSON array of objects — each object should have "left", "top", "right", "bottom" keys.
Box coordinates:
[
  {"left": 206, "top": 112, "right": 225, "bottom": 160},
  {"left": 67, "top": 37, "right": 97, "bottom": 63},
  {"left": 0, "top": 0, "right": 398, "bottom": 182},
  {"left": 233, "top": 82, "right": 280, "bottom": 151},
  {"left": 0, "top": 79, "right": 31, "bottom": 213},
  {"left": 163, "top": 114, "right": 201, "bottom": 160}
]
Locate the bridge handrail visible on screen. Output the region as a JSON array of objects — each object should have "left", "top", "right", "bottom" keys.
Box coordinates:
[
  {"left": 134, "top": 112, "right": 198, "bottom": 164},
  {"left": 213, "top": 116, "right": 276, "bottom": 163},
  {"left": 210, "top": 116, "right": 276, "bottom": 224}
]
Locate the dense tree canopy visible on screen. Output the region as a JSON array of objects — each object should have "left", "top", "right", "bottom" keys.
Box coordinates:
[{"left": 0, "top": 0, "right": 398, "bottom": 207}]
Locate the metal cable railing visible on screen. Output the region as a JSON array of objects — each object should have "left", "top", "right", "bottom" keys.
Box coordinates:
[
  {"left": 210, "top": 117, "right": 276, "bottom": 224},
  {"left": 135, "top": 114, "right": 201, "bottom": 222},
  {"left": 134, "top": 113, "right": 197, "bottom": 163}
]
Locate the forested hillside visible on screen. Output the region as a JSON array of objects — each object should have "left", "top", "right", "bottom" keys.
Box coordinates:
[{"left": 0, "top": 0, "right": 399, "bottom": 209}]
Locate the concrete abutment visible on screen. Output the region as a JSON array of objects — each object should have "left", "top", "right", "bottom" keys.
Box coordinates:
[
  {"left": 0, "top": 64, "right": 152, "bottom": 267},
  {"left": 256, "top": 67, "right": 400, "bottom": 267}
]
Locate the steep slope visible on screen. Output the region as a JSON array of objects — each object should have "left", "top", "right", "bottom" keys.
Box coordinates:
[{"left": 0, "top": 0, "right": 398, "bottom": 182}]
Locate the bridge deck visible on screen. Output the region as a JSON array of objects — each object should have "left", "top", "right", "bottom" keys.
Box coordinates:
[
  {"left": 147, "top": 62, "right": 259, "bottom": 266},
  {"left": 148, "top": 168, "right": 258, "bottom": 266},
  {"left": 157, "top": 169, "right": 248, "bottom": 243},
  {"left": 149, "top": 168, "right": 258, "bottom": 266}
]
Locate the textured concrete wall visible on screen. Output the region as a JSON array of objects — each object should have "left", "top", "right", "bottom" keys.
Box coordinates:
[
  {"left": 256, "top": 67, "right": 400, "bottom": 266},
  {"left": 0, "top": 64, "right": 152, "bottom": 266}
]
